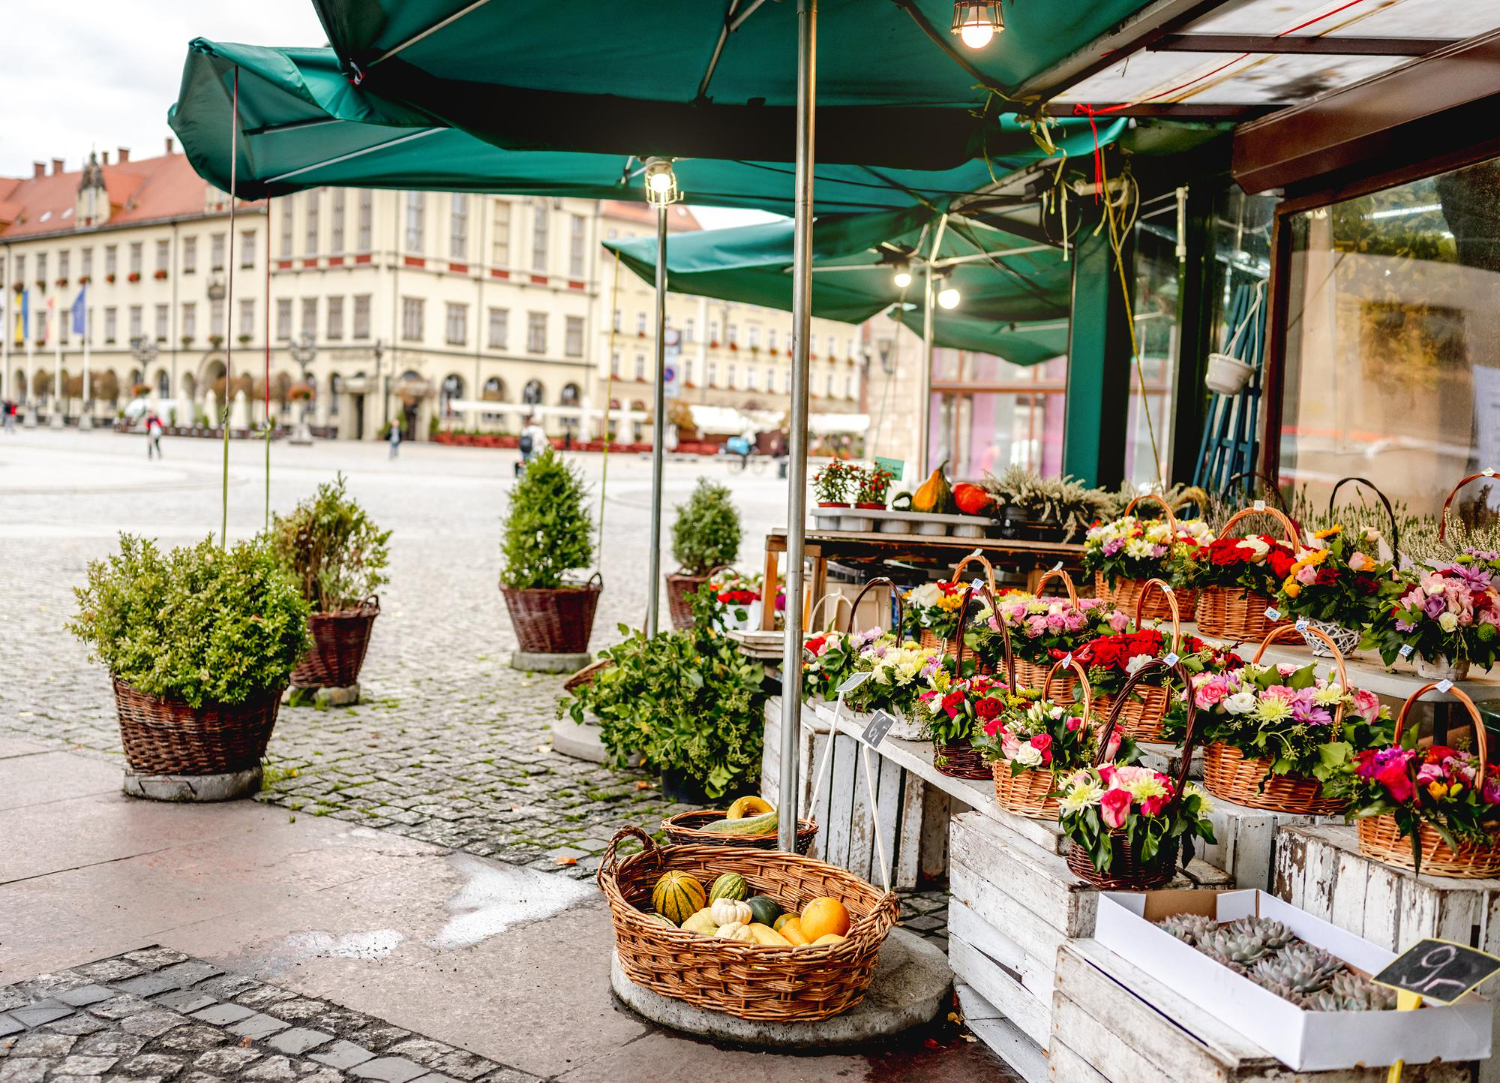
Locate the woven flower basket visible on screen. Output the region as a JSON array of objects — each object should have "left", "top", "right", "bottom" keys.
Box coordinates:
[
  {"left": 1015, "top": 657, "right": 1076, "bottom": 698},
  {"left": 291, "top": 597, "right": 379, "bottom": 688},
  {"left": 598, "top": 826, "right": 899, "bottom": 1021},
  {"left": 934, "top": 739, "right": 992, "bottom": 780},
  {"left": 1097, "top": 572, "right": 1196, "bottom": 623},
  {"left": 992, "top": 658, "right": 1092, "bottom": 817},
  {"left": 662, "top": 810, "right": 818, "bottom": 856},
  {"left": 1193, "top": 505, "right": 1300, "bottom": 642},
  {"left": 1202, "top": 743, "right": 1346, "bottom": 816},
  {"left": 113, "top": 679, "right": 283, "bottom": 776},
  {"left": 1357, "top": 682, "right": 1500, "bottom": 878},
  {"left": 919, "top": 628, "right": 961, "bottom": 660},
  {"left": 500, "top": 573, "right": 602, "bottom": 654},
  {"left": 665, "top": 573, "right": 708, "bottom": 630},
  {"left": 1093, "top": 577, "right": 1184, "bottom": 742}
]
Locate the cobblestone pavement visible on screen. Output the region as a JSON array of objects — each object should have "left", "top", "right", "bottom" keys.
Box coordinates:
[
  {"left": 0, "top": 431, "right": 951, "bottom": 932},
  {"left": 0, "top": 946, "right": 540, "bottom": 1083}
]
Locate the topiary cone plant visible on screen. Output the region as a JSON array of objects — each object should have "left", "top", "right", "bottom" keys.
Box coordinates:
[
  {"left": 500, "top": 448, "right": 601, "bottom": 666},
  {"left": 666, "top": 478, "right": 742, "bottom": 630}
]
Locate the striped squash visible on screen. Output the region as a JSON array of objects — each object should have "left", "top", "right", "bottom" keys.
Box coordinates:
[
  {"left": 651, "top": 872, "right": 706, "bottom": 925},
  {"left": 709, "top": 872, "right": 748, "bottom": 902}
]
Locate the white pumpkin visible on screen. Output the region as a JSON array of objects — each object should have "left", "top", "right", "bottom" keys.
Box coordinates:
[
  {"left": 715, "top": 921, "right": 753, "bottom": 942},
  {"left": 711, "top": 898, "right": 753, "bottom": 925}
]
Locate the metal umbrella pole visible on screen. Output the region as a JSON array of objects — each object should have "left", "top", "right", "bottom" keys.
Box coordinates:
[
  {"left": 778, "top": 0, "right": 816, "bottom": 853},
  {"left": 643, "top": 158, "right": 679, "bottom": 638},
  {"left": 919, "top": 262, "right": 934, "bottom": 477}
]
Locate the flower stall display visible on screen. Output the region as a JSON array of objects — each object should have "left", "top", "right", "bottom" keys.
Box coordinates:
[
  {"left": 801, "top": 627, "right": 884, "bottom": 703},
  {"left": 1176, "top": 626, "right": 1393, "bottom": 816},
  {"left": 1330, "top": 685, "right": 1500, "bottom": 877},
  {"left": 1084, "top": 493, "right": 1213, "bottom": 620},
  {"left": 1057, "top": 660, "right": 1217, "bottom": 888},
  {"left": 812, "top": 461, "right": 857, "bottom": 507},
  {"left": 919, "top": 672, "right": 1034, "bottom": 780},
  {"left": 1365, "top": 562, "right": 1500, "bottom": 680},
  {"left": 1190, "top": 506, "right": 1299, "bottom": 641},
  {"left": 902, "top": 579, "right": 973, "bottom": 652},
  {"left": 976, "top": 569, "right": 1122, "bottom": 694},
  {"left": 1274, "top": 525, "right": 1399, "bottom": 657},
  {"left": 844, "top": 638, "right": 946, "bottom": 720}
]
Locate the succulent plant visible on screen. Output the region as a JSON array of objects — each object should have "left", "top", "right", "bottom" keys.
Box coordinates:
[
  {"left": 1158, "top": 913, "right": 1217, "bottom": 947},
  {"left": 1226, "top": 916, "right": 1295, "bottom": 951},
  {"left": 1301, "top": 971, "right": 1397, "bottom": 1012},
  {"left": 1200, "top": 927, "right": 1271, "bottom": 967},
  {"left": 1248, "top": 943, "right": 1344, "bottom": 1001}
]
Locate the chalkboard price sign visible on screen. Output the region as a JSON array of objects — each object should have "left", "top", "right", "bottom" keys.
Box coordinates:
[
  {"left": 862, "top": 709, "right": 898, "bottom": 749},
  {"left": 1373, "top": 938, "right": 1500, "bottom": 1005}
]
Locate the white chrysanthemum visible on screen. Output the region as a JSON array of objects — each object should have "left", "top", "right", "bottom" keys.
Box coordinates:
[
  {"left": 1125, "top": 775, "right": 1169, "bottom": 802},
  {"left": 1253, "top": 697, "right": 1292, "bottom": 723},
  {"left": 1059, "top": 784, "right": 1102, "bottom": 814},
  {"left": 1186, "top": 783, "right": 1214, "bottom": 814},
  {"left": 1125, "top": 538, "right": 1155, "bottom": 559},
  {"left": 1312, "top": 683, "right": 1345, "bottom": 707}
]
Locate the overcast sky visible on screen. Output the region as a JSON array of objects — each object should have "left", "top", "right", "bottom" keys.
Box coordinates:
[{"left": 0, "top": 0, "right": 772, "bottom": 228}]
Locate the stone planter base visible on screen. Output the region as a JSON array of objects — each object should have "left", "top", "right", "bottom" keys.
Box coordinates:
[
  {"left": 550, "top": 713, "right": 642, "bottom": 766},
  {"left": 123, "top": 766, "right": 262, "bottom": 802},
  {"left": 286, "top": 684, "right": 361, "bottom": 708},
  {"left": 511, "top": 649, "right": 593, "bottom": 673}
]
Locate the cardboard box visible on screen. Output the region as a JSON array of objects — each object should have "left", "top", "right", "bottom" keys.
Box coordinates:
[{"left": 1094, "top": 888, "right": 1492, "bottom": 1071}]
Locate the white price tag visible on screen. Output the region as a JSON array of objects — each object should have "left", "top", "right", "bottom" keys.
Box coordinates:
[
  {"left": 1254, "top": 499, "right": 1266, "bottom": 512},
  {"left": 1165, "top": 653, "right": 1180, "bottom": 667},
  {"left": 1264, "top": 607, "right": 1281, "bottom": 621},
  {"left": 1063, "top": 653, "right": 1074, "bottom": 668},
  {"left": 1295, "top": 617, "right": 1310, "bottom": 631},
  {"left": 1438, "top": 679, "right": 1455, "bottom": 693},
  {"left": 836, "top": 672, "right": 871, "bottom": 695},
  {"left": 970, "top": 578, "right": 983, "bottom": 591},
  {"left": 1399, "top": 644, "right": 1415, "bottom": 659},
  {"left": 1050, "top": 560, "right": 1063, "bottom": 572},
  {"left": 1485, "top": 470, "right": 1496, "bottom": 478}
]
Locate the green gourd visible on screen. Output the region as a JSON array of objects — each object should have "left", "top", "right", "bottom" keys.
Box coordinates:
[
  {"left": 651, "top": 871, "right": 706, "bottom": 925},
  {"left": 701, "top": 810, "right": 778, "bottom": 836},
  {"left": 709, "top": 872, "right": 749, "bottom": 902},
  {"left": 746, "top": 895, "right": 783, "bottom": 927}
]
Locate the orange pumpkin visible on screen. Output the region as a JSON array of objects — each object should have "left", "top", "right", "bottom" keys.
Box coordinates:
[
  {"left": 800, "top": 897, "right": 851, "bottom": 940},
  {"left": 953, "top": 482, "right": 994, "bottom": 516}
]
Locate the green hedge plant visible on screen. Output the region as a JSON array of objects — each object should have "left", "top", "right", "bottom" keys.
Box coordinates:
[
  {"left": 270, "top": 473, "right": 391, "bottom": 612},
  {"left": 501, "top": 448, "right": 594, "bottom": 589},
  {"left": 70, "top": 534, "right": 310, "bottom": 706},
  {"left": 671, "top": 478, "right": 741, "bottom": 576}
]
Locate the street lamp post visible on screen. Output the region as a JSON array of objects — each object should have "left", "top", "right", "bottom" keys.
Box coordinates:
[
  {"left": 288, "top": 330, "right": 316, "bottom": 445},
  {"left": 643, "top": 157, "right": 681, "bottom": 638}
]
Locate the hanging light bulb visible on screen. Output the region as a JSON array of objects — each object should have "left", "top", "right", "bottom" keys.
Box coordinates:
[
  {"left": 951, "top": 2, "right": 1003, "bottom": 49},
  {"left": 643, "top": 157, "right": 681, "bottom": 207},
  {"left": 893, "top": 261, "right": 912, "bottom": 289},
  {"left": 937, "top": 283, "right": 962, "bottom": 310}
]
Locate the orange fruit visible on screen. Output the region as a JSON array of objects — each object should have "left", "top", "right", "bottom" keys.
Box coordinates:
[
  {"left": 777, "top": 917, "right": 811, "bottom": 946},
  {"left": 800, "top": 897, "right": 851, "bottom": 940}
]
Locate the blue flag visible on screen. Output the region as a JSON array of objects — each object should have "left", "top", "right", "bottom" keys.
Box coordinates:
[
  {"left": 71, "top": 286, "right": 86, "bottom": 335},
  {"left": 19, "top": 289, "right": 28, "bottom": 341}
]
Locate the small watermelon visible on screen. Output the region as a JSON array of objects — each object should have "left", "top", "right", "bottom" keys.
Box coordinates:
[
  {"left": 651, "top": 871, "right": 706, "bottom": 925},
  {"left": 746, "top": 895, "right": 782, "bottom": 927},
  {"left": 709, "top": 872, "right": 748, "bottom": 902}
]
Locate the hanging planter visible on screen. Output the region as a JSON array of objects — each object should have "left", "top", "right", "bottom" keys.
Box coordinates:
[{"left": 1203, "top": 281, "right": 1264, "bottom": 395}]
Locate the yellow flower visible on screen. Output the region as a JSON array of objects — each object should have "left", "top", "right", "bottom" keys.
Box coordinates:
[
  {"left": 1283, "top": 581, "right": 1302, "bottom": 598},
  {"left": 1314, "top": 526, "right": 1343, "bottom": 539},
  {"left": 1304, "top": 548, "right": 1330, "bottom": 566},
  {"left": 1428, "top": 781, "right": 1449, "bottom": 800}
]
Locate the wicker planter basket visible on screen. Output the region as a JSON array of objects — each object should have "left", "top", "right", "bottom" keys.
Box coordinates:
[
  {"left": 662, "top": 810, "right": 818, "bottom": 856},
  {"left": 1014, "top": 657, "right": 1076, "bottom": 697},
  {"left": 1356, "top": 682, "right": 1500, "bottom": 878},
  {"left": 598, "top": 826, "right": 899, "bottom": 1021},
  {"left": 665, "top": 573, "right": 709, "bottom": 630},
  {"left": 500, "top": 573, "right": 602, "bottom": 654},
  {"left": 1093, "top": 685, "right": 1173, "bottom": 742},
  {"left": 934, "top": 739, "right": 992, "bottom": 780},
  {"left": 992, "top": 762, "right": 1061, "bottom": 819},
  {"left": 1194, "top": 505, "right": 1302, "bottom": 641},
  {"left": 913, "top": 553, "right": 1002, "bottom": 671},
  {"left": 919, "top": 628, "right": 961, "bottom": 660},
  {"left": 1202, "top": 742, "right": 1346, "bottom": 816},
  {"left": 113, "top": 679, "right": 283, "bottom": 776},
  {"left": 291, "top": 597, "right": 379, "bottom": 688},
  {"left": 1096, "top": 572, "right": 1196, "bottom": 623}
]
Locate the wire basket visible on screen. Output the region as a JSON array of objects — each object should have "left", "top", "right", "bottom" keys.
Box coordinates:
[{"left": 1300, "top": 619, "right": 1360, "bottom": 658}]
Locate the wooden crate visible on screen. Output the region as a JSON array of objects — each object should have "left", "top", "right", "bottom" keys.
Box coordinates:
[
  {"left": 1201, "top": 797, "right": 1342, "bottom": 892},
  {"left": 1052, "top": 938, "right": 1466, "bottom": 1083},
  {"left": 1274, "top": 823, "right": 1500, "bottom": 1083}
]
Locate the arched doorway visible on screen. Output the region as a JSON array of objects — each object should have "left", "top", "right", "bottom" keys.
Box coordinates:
[
  {"left": 630, "top": 398, "right": 646, "bottom": 444},
  {"left": 397, "top": 370, "right": 424, "bottom": 439},
  {"left": 522, "top": 378, "right": 543, "bottom": 406},
  {"left": 559, "top": 382, "right": 581, "bottom": 445},
  {"left": 482, "top": 376, "right": 506, "bottom": 423},
  {"left": 155, "top": 369, "right": 170, "bottom": 398},
  {"left": 441, "top": 374, "right": 464, "bottom": 419}
]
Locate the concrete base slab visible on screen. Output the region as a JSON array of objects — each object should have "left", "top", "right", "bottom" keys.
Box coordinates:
[
  {"left": 609, "top": 927, "right": 951, "bottom": 1049},
  {"left": 550, "top": 714, "right": 641, "bottom": 766},
  {"left": 122, "top": 766, "right": 263, "bottom": 802},
  {"left": 511, "top": 649, "right": 592, "bottom": 673},
  {"left": 287, "top": 683, "right": 361, "bottom": 707}
]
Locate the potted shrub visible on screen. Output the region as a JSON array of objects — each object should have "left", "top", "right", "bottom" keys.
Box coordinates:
[
  {"left": 812, "top": 461, "right": 855, "bottom": 507},
  {"left": 854, "top": 464, "right": 895, "bottom": 510},
  {"left": 69, "top": 534, "right": 309, "bottom": 795},
  {"left": 665, "top": 478, "right": 741, "bottom": 629},
  {"left": 982, "top": 467, "right": 1111, "bottom": 542},
  {"left": 500, "top": 448, "right": 600, "bottom": 663},
  {"left": 270, "top": 474, "right": 391, "bottom": 693}
]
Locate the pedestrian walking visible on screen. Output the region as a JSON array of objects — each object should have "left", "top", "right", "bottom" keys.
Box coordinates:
[
  {"left": 2, "top": 400, "right": 15, "bottom": 433},
  {"left": 388, "top": 420, "right": 402, "bottom": 459},
  {"left": 146, "top": 413, "right": 163, "bottom": 460}
]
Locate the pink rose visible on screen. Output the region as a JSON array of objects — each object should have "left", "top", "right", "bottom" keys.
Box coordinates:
[
  {"left": 1065, "top": 715, "right": 1083, "bottom": 731},
  {"left": 1195, "top": 680, "right": 1227, "bottom": 708},
  {"left": 1100, "top": 788, "right": 1132, "bottom": 829},
  {"left": 1262, "top": 684, "right": 1296, "bottom": 702},
  {"left": 1296, "top": 564, "right": 1318, "bottom": 585},
  {"left": 1108, "top": 612, "right": 1130, "bottom": 633},
  {"left": 1141, "top": 795, "right": 1166, "bottom": 816},
  {"left": 1351, "top": 689, "right": 1380, "bottom": 724}
]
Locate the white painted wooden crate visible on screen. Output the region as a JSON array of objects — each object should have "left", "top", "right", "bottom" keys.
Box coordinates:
[
  {"left": 1052, "top": 938, "right": 1466, "bottom": 1083},
  {"left": 1274, "top": 823, "right": 1500, "bottom": 1083},
  {"left": 1201, "top": 797, "right": 1343, "bottom": 892}
]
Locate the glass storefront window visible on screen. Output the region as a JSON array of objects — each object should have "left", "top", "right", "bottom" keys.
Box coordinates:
[
  {"left": 928, "top": 353, "right": 1067, "bottom": 478},
  {"left": 1128, "top": 202, "right": 1180, "bottom": 487},
  {"left": 1279, "top": 155, "right": 1500, "bottom": 516}
]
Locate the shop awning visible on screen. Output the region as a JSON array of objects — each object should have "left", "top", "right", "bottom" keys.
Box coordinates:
[{"left": 888, "top": 309, "right": 1069, "bottom": 367}]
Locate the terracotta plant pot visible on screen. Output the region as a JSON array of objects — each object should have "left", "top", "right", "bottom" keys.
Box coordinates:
[
  {"left": 855, "top": 502, "right": 885, "bottom": 510},
  {"left": 501, "top": 578, "right": 602, "bottom": 654},
  {"left": 291, "top": 598, "right": 380, "bottom": 688},
  {"left": 817, "top": 501, "right": 849, "bottom": 508}
]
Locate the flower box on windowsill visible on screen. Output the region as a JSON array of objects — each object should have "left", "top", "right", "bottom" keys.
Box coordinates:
[
  {"left": 154, "top": 270, "right": 168, "bottom": 280},
  {"left": 78, "top": 276, "right": 90, "bottom": 285},
  {"left": 56, "top": 279, "right": 68, "bottom": 287},
  {"left": 105, "top": 274, "right": 116, "bottom": 284},
  {"left": 127, "top": 272, "right": 141, "bottom": 283}
]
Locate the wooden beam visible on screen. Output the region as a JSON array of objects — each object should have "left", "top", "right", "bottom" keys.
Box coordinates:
[
  {"left": 1153, "top": 33, "right": 1457, "bottom": 56},
  {"left": 1042, "top": 102, "right": 1282, "bottom": 120}
]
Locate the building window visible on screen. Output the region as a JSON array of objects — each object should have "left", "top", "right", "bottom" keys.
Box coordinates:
[
  {"left": 569, "top": 214, "right": 586, "bottom": 278},
  {"left": 305, "top": 190, "right": 320, "bottom": 254},
  {"left": 769, "top": 328, "right": 778, "bottom": 352},
  {"left": 530, "top": 202, "right": 549, "bottom": 274},
  {"left": 683, "top": 360, "right": 694, "bottom": 385},
  {"left": 151, "top": 240, "right": 166, "bottom": 275},
  {"left": 104, "top": 306, "right": 117, "bottom": 343},
  {"left": 279, "top": 202, "right": 293, "bottom": 257},
  {"left": 241, "top": 229, "right": 256, "bottom": 269},
  {"left": 683, "top": 318, "right": 694, "bottom": 343},
  {"left": 612, "top": 308, "right": 621, "bottom": 332},
  {"left": 709, "top": 320, "right": 719, "bottom": 344},
  {"left": 445, "top": 302, "right": 468, "bottom": 345},
  {"left": 727, "top": 364, "right": 737, "bottom": 389},
  {"left": 180, "top": 303, "right": 194, "bottom": 341},
  {"left": 825, "top": 372, "right": 835, "bottom": 397},
  {"left": 487, "top": 307, "right": 508, "bottom": 349},
  {"left": 706, "top": 361, "right": 717, "bottom": 387},
  {"left": 353, "top": 294, "right": 371, "bottom": 338},
  {"left": 522, "top": 379, "right": 543, "bottom": 406},
  {"left": 846, "top": 373, "right": 857, "bottom": 399},
  {"left": 635, "top": 311, "right": 647, "bottom": 335},
  {"left": 129, "top": 305, "right": 143, "bottom": 340},
  {"left": 527, "top": 311, "right": 547, "bottom": 353},
  {"left": 210, "top": 233, "right": 225, "bottom": 272},
  {"left": 492, "top": 199, "right": 511, "bottom": 265},
  {"left": 728, "top": 324, "right": 738, "bottom": 346},
  {"left": 330, "top": 190, "right": 346, "bottom": 255},
  {"left": 36, "top": 254, "right": 46, "bottom": 288},
  {"left": 327, "top": 296, "right": 344, "bottom": 340},
  {"left": 402, "top": 297, "right": 424, "bottom": 340},
  {"left": 405, "top": 192, "right": 425, "bottom": 252},
  {"left": 848, "top": 337, "right": 858, "bottom": 358},
  {"left": 239, "top": 299, "right": 255, "bottom": 339},
  {"left": 58, "top": 251, "right": 70, "bottom": 283},
  {"left": 300, "top": 298, "right": 317, "bottom": 337},
  {"left": 81, "top": 248, "right": 92, "bottom": 282},
  {"left": 103, "top": 247, "right": 115, "bottom": 279},
  {"left": 610, "top": 351, "right": 621, "bottom": 377},
  {"left": 747, "top": 367, "right": 758, "bottom": 390},
  {"left": 748, "top": 326, "right": 759, "bottom": 349},
  {"left": 634, "top": 354, "right": 645, "bottom": 380},
  {"left": 276, "top": 299, "right": 292, "bottom": 340},
  {"left": 129, "top": 243, "right": 142, "bottom": 276},
  {"left": 210, "top": 299, "right": 225, "bottom": 338},
  {"left": 565, "top": 316, "right": 584, "bottom": 357},
  {"left": 178, "top": 238, "right": 194, "bottom": 275},
  {"left": 357, "top": 191, "right": 373, "bottom": 252},
  {"left": 329, "top": 373, "right": 342, "bottom": 415},
  {"left": 450, "top": 194, "right": 468, "bottom": 260}
]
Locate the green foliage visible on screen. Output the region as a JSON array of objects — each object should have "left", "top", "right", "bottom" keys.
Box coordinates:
[
  {"left": 70, "top": 534, "right": 310, "bottom": 706},
  {"left": 270, "top": 473, "right": 391, "bottom": 612},
  {"left": 561, "top": 589, "right": 766, "bottom": 799},
  {"left": 500, "top": 448, "right": 594, "bottom": 589},
  {"left": 670, "top": 478, "right": 741, "bottom": 576}
]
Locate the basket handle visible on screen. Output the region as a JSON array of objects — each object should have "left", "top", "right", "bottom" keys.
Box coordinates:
[
  {"left": 1032, "top": 567, "right": 1080, "bottom": 607},
  {"left": 1328, "top": 476, "right": 1400, "bottom": 565},
  {"left": 1393, "top": 684, "right": 1488, "bottom": 796},
  {"left": 1250, "top": 623, "right": 1349, "bottom": 730},
  {"left": 1093, "top": 658, "right": 1199, "bottom": 798},
  {"left": 807, "top": 591, "right": 854, "bottom": 634},
  {"left": 586, "top": 571, "right": 604, "bottom": 589},
  {"left": 1438, "top": 472, "right": 1499, "bottom": 544},
  {"left": 1123, "top": 492, "right": 1180, "bottom": 533},
  {"left": 1218, "top": 504, "right": 1302, "bottom": 554},
  {"left": 956, "top": 583, "right": 1016, "bottom": 689},
  {"left": 597, "top": 824, "right": 657, "bottom": 892},
  {"left": 1043, "top": 655, "right": 1093, "bottom": 717},
  {"left": 363, "top": 594, "right": 381, "bottom": 614},
  {"left": 1224, "top": 470, "right": 1290, "bottom": 513},
  {"left": 949, "top": 550, "right": 998, "bottom": 594},
  {"left": 1132, "top": 577, "right": 1182, "bottom": 656},
  {"left": 847, "top": 576, "right": 903, "bottom": 636}
]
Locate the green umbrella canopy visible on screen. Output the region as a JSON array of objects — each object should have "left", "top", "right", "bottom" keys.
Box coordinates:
[
  {"left": 306, "top": 0, "right": 1159, "bottom": 166},
  {"left": 889, "top": 307, "right": 1068, "bottom": 366},
  {"left": 169, "top": 38, "right": 1120, "bottom": 210},
  {"left": 604, "top": 203, "right": 1070, "bottom": 328}
]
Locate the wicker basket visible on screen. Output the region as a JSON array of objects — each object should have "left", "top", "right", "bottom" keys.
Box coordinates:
[
  {"left": 291, "top": 597, "right": 379, "bottom": 688},
  {"left": 1094, "top": 577, "right": 1185, "bottom": 742},
  {"left": 500, "top": 573, "right": 602, "bottom": 654},
  {"left": 934, "top": 739, "right": 993, "bottom": 780},
  {"left": 1202, "top": 743, "right": 1346, "bottom": 815},
  {"left": 113, "top": 679, "right": 283, "bottom": 776},
  {"left": 1015, "top": 657, "right": 1077, "bottom": 699},
  {"left": 662, "top": 810, "right": 818, "bottom": 856},
  {"left": 1357, "top": 682, "right": 1500, "bottom": 878},
  {"left": 598, "top": 826, "right": 899, "bottom": 1020},
  {"left": 1097, "top": 572, "right": 1196, "bottom": 623},
  {"left": 992, "top": 658, "right": 1092, "bottom": 817},
  {"left": 1193, "top": 505, "right": 1300, "bottom": 642},
  {"left": 665, "top": 573, "right": 709, "bottom": 630}
]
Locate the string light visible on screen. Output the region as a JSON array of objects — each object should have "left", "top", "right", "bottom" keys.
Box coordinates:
[
  {"left": 643, "top": 157, "right": 681, "bottom": 207},
  {"left": 893, "top": 261, "right": 912, "bottom": 289},
  {"left": 937, "top": 282, "right": 962, "bottom": 310},
  {"left": 951, "top": 2, "right": 1003, "bottom": 49}
]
